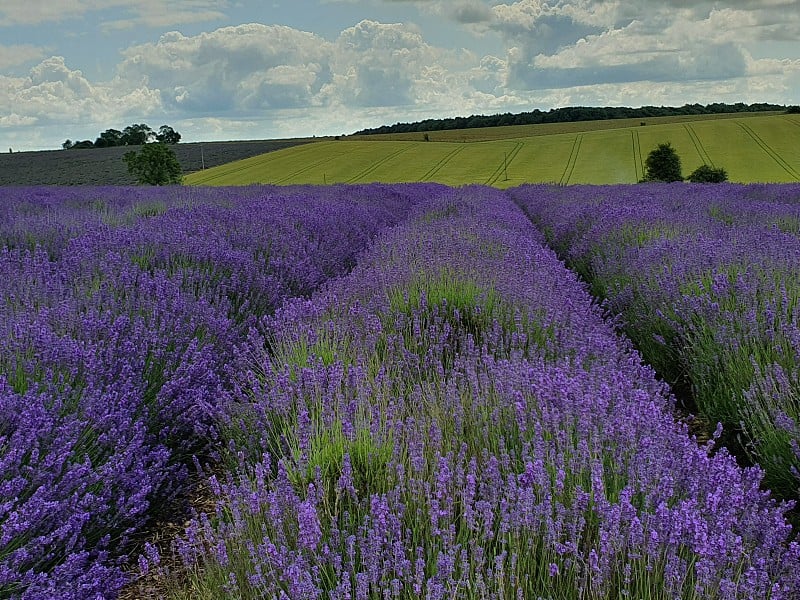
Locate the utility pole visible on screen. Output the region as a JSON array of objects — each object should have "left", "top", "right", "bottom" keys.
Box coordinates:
[{"left": 200, "top": 144, "right": 205, "bottom": 170}]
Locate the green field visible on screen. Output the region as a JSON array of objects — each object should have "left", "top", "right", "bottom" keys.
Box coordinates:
[{"left": 185, "top": 113, "right": 800, "bottom": 186}]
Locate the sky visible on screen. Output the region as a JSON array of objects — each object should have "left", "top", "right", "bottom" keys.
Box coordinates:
[{"left": 1, "top": 1, "right": 799, "bottom": 151}]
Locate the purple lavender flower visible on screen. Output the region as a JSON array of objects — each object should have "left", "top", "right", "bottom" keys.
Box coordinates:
[
  {"left": 1, "top": 184, "right": 422, "bottom": 597},
  {"left": 160, "top": 184, "right": 800, "bottom": 600},
  {"left": 297, "top": 487, "right": 323, "bottom": 551}
]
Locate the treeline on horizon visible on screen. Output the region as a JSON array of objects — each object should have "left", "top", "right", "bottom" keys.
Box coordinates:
[
  {"left": 353, "top": 102, "right": 793, "bottom": 136},
  {"left": 62, "top": 123, "right": 181, "bottom": 150}
]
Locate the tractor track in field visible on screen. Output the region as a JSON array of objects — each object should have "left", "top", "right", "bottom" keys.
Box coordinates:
[
  {"left": 485, "top": 142, "right": 524, "bottom": 185},
  {"left": 684, "top": 124, "right": 714, "bottom": 167},
  {"left": 273, "top": 152, "right": 341, "bottom": 185},
  {"left": 631, "top": 130, "right": 644, "bottom": 181},
  {"left": 190, "top": 160, "right": 265, "bottom": 185},
  {"left": 191, "top": 143, "right": 324, "bottom": 185},
  {"left": 347, "top": 144, "right": 418, "bottom": 184},
  {"left": 559, "top": 134, "right": 583, "bottom": 185},
  {"left": 737, "top": 122, "right": 800, "bottom": 181},
  {"left": 783, "top": 116, "right": 800, "bottom": 130},
  {"left": 420, "top": 146, "right": 465, "bottom": 181}
]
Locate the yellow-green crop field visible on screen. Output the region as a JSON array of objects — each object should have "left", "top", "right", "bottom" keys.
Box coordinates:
[{"left": 185, "top": 113, "right": 800, "bottom": 186}]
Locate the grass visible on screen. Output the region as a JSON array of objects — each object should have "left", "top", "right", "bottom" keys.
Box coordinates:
[
  {"left": 422, "top": 140, "right": 521, "bottom": 186},
  {"left": 566, "top": 130, "right": 638, "bottom": 185},
  {"left": 686, "top": 119, "right": 800, "bottom": 181},
  {"left": 185, "top": 113, "right": 800, "bottom": 186},
  {"left": 494, "top": 136, "right": 574, "bottom": 186}
]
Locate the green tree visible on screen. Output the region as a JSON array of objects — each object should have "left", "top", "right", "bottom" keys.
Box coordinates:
[
  {"left": 643, "top": 142, "right": 683, "bottom": 182},
  {"left": 121, "top": 123, "right": 154, "bottom": 146},
  {"left": 123, "top": 142, "right": 183, "bottom": 185},
  {"left": 687, "top": 164, "right": 728, "bottom": 183},
  {"left": 95, "top": 128, "right": 124, "bottom": 147},
  {"left": 62, "top": 139, "right": 73, "bottom": 150},
  {"left": 155, "top": 125, "right": 181, "bottom": 144}
]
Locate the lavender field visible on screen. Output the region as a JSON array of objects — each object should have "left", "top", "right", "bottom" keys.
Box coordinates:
[
  {"left": 2, "top": 184, "right": 800, "bottom": 599},
  {"left": 513, "top": 184, "right": 800, "bottom": 500},
  {"left": 0, "top": 184, "right": 432, "bottom": 598}
]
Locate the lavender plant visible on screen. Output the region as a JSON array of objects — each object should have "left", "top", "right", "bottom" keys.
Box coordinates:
[
  {"left": 512, "top": 183, "right": 800, "bottom": 498},
  {"left": 146, "top": 186, "right": 800, "bottom": 600},
  {"left": 1, "top": 184, "right": 424, "bottom": 598}
]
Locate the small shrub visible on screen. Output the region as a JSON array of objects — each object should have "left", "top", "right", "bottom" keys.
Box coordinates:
[{"left": 687, "top": 164, "right": 729, "bottom": 183}]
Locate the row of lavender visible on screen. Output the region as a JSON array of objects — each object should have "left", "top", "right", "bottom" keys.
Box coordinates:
[
  {"left": 511, "top": 183, "right": 800, "bottom": 499},
  {"left": 140, "top": 186, "right": 800, "bottom": 599},
  {"left": 0, "top": 184, "right": 435, "bottom": 598}
]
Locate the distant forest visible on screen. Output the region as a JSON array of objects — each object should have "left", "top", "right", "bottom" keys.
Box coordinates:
[{"left": 352, "top": 102, "right": 788, "bottom": 136}]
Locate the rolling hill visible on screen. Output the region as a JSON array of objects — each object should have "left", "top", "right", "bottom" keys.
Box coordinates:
[
  {"left": 0, "top": 139, "right": 312, "bottom": 186},
  {"left": 185, "top": 113, "right": 800, "bottom": 186}
]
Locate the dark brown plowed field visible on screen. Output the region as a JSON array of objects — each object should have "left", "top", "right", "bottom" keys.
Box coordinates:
[{"left": 0, "top": 139, "right": 314, "bottom": 185}]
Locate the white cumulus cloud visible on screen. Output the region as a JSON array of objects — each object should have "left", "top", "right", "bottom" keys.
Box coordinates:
[
  {"left": 2, "top": 4, "right": 799, "bottom": 151},
  {"left": 0, "top": 56, "right": 161, "bottom": 130},
  {"left": 118, "top": 24, "right": 334, "bottom": 112}
]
